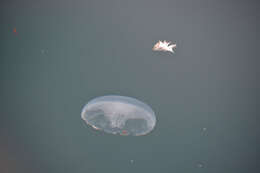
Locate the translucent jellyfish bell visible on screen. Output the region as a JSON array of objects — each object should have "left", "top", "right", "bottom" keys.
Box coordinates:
[{"left": 81, "top": 95, "right": 156, "bottom": 136}]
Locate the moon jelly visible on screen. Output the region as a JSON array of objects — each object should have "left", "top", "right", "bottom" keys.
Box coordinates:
[{"left": 81, "top": 95, "right": 156, "bottom": 136}]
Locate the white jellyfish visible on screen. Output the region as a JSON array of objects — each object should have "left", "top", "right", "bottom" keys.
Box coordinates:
[{"left": 81, "top": 95, "right": 156, "bottom": 136}]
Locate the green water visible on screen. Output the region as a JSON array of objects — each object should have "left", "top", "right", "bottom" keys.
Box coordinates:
[{"left": 0, "top": 0, "right": 257, "bottom": 173}]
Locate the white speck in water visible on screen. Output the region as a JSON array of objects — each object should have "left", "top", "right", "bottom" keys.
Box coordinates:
[
  {"left": 197, "top": 162, "right": 204, "bottom": 168},
  {"left": 130, "top": 160, "right": 134, "bottom": 164},
  {"left": 202, "top": 127, "right": 207, "bottom": 131}
]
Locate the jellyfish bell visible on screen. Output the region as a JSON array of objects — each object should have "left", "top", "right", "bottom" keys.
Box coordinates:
[{"left": 81, "top": 95, "right": 156, "bottom": 136}]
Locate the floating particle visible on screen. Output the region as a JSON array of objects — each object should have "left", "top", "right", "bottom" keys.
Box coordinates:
[
  {"left": 13, "top": 28, "right": 17, "bottom": 34},
  {"left": 152, "top": 40, "right": 176, "bottom": 53},
  {"left": 197, "top": 162, "right": 204, "bottom": 168},
  {"left": 41, "top": 49, "right": 49, "bottom": 55},
  {"left": 121, "top": 130, "right": 129, "bottom": 136},
  {"left": 41, "top": 49, "right": 47, "bottom": 54}
]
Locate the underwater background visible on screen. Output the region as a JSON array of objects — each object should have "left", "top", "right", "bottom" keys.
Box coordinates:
[{"left": 0, "top": 0, "right": 258, "bottom": 173}]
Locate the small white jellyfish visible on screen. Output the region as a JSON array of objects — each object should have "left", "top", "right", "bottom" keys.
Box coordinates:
[{"left": 152, "top": 40, "right": 176, "bottom": 53}]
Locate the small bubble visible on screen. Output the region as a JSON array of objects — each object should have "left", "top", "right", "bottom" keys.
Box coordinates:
[
  {"left": 202, "top": 127, "right": 207, "bottom": 131},
  {"left": 130, "top": 160, "right": 134, "bottom": 164}
]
